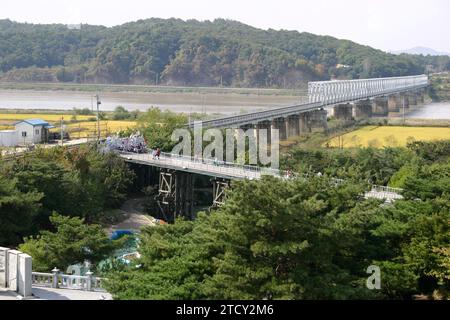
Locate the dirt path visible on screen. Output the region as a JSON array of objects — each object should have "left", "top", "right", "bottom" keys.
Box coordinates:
[{"left": 107, "top": 197, "right": 155, "bottom": 233}]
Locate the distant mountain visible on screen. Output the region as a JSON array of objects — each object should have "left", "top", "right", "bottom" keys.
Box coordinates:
[
  {"left": 392, "top": 47, "right": 450, "bottom": 57},
  {"left": 1, "top": 18, "right": 450, "bottom": 87}
]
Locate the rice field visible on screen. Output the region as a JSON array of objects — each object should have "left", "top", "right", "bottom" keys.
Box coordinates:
[
  {"left": 57, "top": 120, "right": 138, "bottom": 138},
  {"left": 326, "top": 126, "right": 450, "bottom": 148},
  {"left": 0, "top": 111, "right": 138, "bottom": 138},
  {"left": 0, "top": 113, "right": 94, "bottom": 122}
]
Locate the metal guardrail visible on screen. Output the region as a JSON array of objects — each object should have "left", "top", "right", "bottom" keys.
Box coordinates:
[
  {"left": 121, "top": 151, "right": 286, "bottom": 179},
  {"left": 189, "top": 100, "right": 320, "bottom": 129},
  {"left": 122, "top": 151, "right": 405, "bottom": 203}
]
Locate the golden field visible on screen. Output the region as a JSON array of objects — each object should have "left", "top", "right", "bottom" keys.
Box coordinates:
[
  {"left": 0, "top": 113, "right": 94, "bottom": 122},
  {"left": 56, "top": 120, "right": 138, "bottom": 138},
  {"left": 326, "top": 126, "right": 450, "bottom": 148},
  {"left": 0, "top": 112, "right": 137, "bottom": 137}
]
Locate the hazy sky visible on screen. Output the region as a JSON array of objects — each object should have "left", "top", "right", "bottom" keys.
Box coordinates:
[{"left": 2, "top": 0, "right": 449, "bottom": 52}]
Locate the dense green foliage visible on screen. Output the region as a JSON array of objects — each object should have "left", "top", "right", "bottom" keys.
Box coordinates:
[
  {"left": 1, "top": 18, "right": 449, "bottom": 87},
  {"left": 0, "top": 176, "right": 42, "bottom": 245},
  {"left": 0, "top": 145, "right": 135, "bottom": 247},
  {"left": 19, "top": 213, "right": 121, "bottom": 272},
  {"left": 105, "top": 140, "right": 449, "bottom": 300},
  {"left": 136, "top": 107, "right": 188, "bottom": 151},
  {"left": 429, "top": 72, "right": 450, "bottom": 101}
]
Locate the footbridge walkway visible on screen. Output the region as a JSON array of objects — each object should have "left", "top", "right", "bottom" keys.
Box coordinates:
[{"left": 120, "top": 151, "right": 404, "bottom": 215}]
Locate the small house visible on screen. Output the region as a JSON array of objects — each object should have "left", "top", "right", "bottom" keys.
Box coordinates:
[{"left": 14, "top": 119, "right": 55, "bottom": 145}]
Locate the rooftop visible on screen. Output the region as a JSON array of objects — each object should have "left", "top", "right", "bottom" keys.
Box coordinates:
[{"left": 15, "top": 119, "right": 50, "bottom": 126}]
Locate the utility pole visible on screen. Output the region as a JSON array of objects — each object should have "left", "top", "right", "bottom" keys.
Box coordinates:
[
  {"left": 60, "top": 116, "right": 64, "bottom": 146},
  {"left": 402, "top": 96, "right": 405, "bottom": 124},
  {"left": 96, "top": 94, "right": 101, "bottom": 141}
]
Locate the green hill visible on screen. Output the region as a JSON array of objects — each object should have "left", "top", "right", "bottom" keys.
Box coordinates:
[{"left": 1, "top": 18, "right": 449, "bottom": 87}]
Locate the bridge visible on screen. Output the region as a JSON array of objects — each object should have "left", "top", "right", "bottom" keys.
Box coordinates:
[
  {"left": 189, "top": 74, "right": 429, "bottom": 140},
  {"left": 120, "top": 151, "right": 403, "bottom": 221}
]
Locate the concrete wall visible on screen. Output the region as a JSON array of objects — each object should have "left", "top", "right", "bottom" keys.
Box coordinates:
[
  {"left": 0, "top": 247, "right": 7, "bottom": 288},
  {"left": 0, "top": 247, "right": 32, "bottom": 297},
  {"left": 0, "top": 130, "right": 18, "bottom": 147}
]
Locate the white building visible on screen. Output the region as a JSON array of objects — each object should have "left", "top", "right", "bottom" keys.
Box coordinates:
[
  {"left": 0, "top": 130, "right": 17, "bottom": 147},
  {"left": 0, "top": 119, "right": 55, "bottom": 147},
  {"left": 15, "top": 119, "right": 54, "bottom": 145}
]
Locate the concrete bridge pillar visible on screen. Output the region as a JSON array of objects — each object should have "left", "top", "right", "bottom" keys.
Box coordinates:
[
  {"left": 353, "top": 99, "right": 373, "bottom": 119},
  {"left": 272, "top": 118, "right": 287, "bottom": 141},
  {"left": 286, "top": 115, "right": 300, "bottom": 137},
  {"left": 299, "top": 113, "right": 310, "bottom": 134},
  {"left": 239, "top": 123, "right": 258, "bottom": 142},
  {"left": 372, "top": 97, "right": 389, "bottom": 116},
  {"left": 388, "top": 94, "right": 402, "bottom": 112},
  {"left": 257, "top": 120, "right": 272, "bottom": 145},
  {"left": 333, "top": 104, "right": 353, "bottom": 121},
  {"left": 307, "top": 109, "right": 328, "bottom": 132},
  {"left": 417, "top": 90, "right": 425, "bottom": 105},
  {"left": 407, "top": 93, "right": 417, "bottom": 107},
  {"left": 401, "top": 94, "right": 410, "bottom": 110}
]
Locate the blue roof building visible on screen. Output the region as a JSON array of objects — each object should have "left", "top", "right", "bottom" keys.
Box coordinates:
[{"left": 14, "top": 118, "right": 55, "bottom": 145}]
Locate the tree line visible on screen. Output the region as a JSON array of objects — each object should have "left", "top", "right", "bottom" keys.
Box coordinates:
[{"left": 1, "top": 18, "right": 449, "bottom": 87}]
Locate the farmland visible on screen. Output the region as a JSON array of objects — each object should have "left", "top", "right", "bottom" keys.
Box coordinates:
[
  {"left": 59, "top": 120, "right": 138, "bottom": 138},
  {"left": 326, "top": 125, "right": 450, "bottom": 148},
  {"left": 0, "top": 111, "right": 138, "bottom": 139}
]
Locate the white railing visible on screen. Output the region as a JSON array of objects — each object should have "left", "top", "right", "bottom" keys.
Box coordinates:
[
  {"left": 189, "top": 100, "right": 321, "bottom": 128},
  {"left": 121, "top": 151, "right": 286, "bottom": 180},
  {"left": 122, "top": 151, "right": 404, "bottom": 202},
  {"left": 31, "top": 272, "right": 53, "bottom": 287},
  {"left": 32, "top": 269, "right": 106, "bottom": 292},
  {"left": 364, "top": 185, "right": 404, "bottom": 202},
  {"left": 308, "top": 74, "right": 428, "bottom": 105}
]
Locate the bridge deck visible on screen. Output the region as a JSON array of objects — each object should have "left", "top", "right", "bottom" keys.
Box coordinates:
[
  {"left": 120, "top": 152, "right": 282, "bottom": 180},
  {"left": 120, "top": 152, "right": 403, "bottom": 203}
]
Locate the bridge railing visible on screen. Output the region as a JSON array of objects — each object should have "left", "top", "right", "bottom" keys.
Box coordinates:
[
  {"left": 32, "top": 271, "right": 105, "bottom": 292},
  {"left": 188, "top": 100, "right": 320, "bottom": 129},
  {"left": 122, "top": 151, "right": 287, "bottom": 179},
  {"left": 308, "top": 74, "right": 428, "bottom": 105}
]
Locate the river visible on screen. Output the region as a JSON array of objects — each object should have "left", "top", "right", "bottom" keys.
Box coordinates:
[
  {"left": 0, "top": 89, "right": 302, "bottom": 115},
  {"left": 0, "top": 89, "right": 449, "bottom": 119},
  {"left": 405, "top": 102, "right": 450, "bottom": 119}
]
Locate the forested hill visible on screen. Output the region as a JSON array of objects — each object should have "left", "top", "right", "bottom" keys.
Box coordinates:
[{"left": 1, "top": 18, "right": 449, "bottom": 87}]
